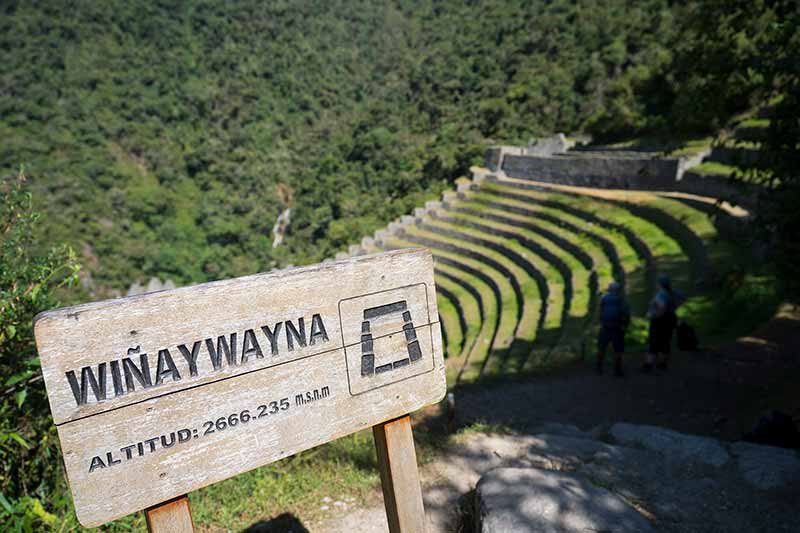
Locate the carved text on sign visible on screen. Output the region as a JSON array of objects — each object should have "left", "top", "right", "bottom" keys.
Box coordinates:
[{"left": 65, "top": 315, "right": 330, "bottom": 407}]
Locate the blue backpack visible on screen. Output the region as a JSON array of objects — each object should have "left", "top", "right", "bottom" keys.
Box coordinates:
[{"left": 601, "top": 293, "right": 629, "bottom": 328}]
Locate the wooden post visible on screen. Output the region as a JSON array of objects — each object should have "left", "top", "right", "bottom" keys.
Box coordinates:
[
  {"left": 373, "top": 415, "right": 426, "bottom": 533},
  {"left": 145, "top": 495, "right": 194, "bottom": 533}
]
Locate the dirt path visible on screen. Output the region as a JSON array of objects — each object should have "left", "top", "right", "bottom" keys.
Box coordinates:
[{"left": 314, "top": 306, "right": 800, "bottom": 532}]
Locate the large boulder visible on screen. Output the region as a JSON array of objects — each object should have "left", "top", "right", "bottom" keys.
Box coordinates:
[
  {"left": 476, "top": 467, "right": 653, "bottom": 533},
  {"left": 610, "top": 423, "right": 730, "bottom": 467},
  {"left": 527, "top": 434, "right": 624, "bottom": 466},
  {"left": 731, "top": 441, "right": 800, "bottom": 490}
]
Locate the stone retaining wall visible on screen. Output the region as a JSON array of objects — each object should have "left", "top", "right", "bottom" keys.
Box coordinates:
[
  {"left": 502, "top": 153, "right": 680, "bottom": 189},
  {"left": 677, "top": 171, "right": 749, "bottom": 203},
  {"left": 495, "top": 144, "right": 756, "bottom": 207}
]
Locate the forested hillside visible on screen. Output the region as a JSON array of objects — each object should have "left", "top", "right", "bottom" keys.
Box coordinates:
[{"left": 1, "top": 0, "right": 687, "bottom": 294}]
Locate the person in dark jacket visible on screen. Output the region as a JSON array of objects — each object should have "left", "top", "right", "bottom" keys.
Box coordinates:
[
  {"left": 596, "top": 281, "right": 630, "bottom": 376},
  {"left": 644, "top": 275, "right": 684, "bottom": 372}
]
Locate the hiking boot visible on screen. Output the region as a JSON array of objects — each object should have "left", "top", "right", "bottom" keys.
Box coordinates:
[
  {"left": 657, "top": 362, "right": 669, "bottom": 372},
  {"left": 641, "top": 363, "right": 653, "bottom": 373}
]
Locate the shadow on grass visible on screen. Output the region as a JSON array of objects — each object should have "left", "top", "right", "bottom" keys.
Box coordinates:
[{"left": 243, "top": 512, "right": 309, "bottom": 533}]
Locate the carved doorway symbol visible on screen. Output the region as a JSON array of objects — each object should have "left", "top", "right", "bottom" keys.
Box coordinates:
[{"left": 359, "top": 300, "right": 422, "bottom": 377}]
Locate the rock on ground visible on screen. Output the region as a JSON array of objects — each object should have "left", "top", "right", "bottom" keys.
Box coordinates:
[
  {"left": 476, "top": 467, "right": 654, "bottom": 533},
  {"left": 320, "top": 423, "right": 800, "bottom": 532},
  {"left": 731, "top": 441, "right": 800, "bottom": 490},
  {"left": 610, "top": 422, "right": 730, "bottom": 467}
]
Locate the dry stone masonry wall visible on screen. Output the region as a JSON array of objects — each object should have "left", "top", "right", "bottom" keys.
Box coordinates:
[{"left": 486, "top": 137, "right": 755, "bottom": 207}]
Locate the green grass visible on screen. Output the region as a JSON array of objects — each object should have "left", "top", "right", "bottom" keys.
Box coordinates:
[
  {"left": 678, "top": 273, "right": 780, "bottom": 343},
  {"left": 437, "top": 291, "right": 464, "bottom": 361},
  {"left": 455, "top": 421, "right": 514, "bottom": 436},
  {"left": 551, "top": 194, "right": 692, "bottom": 350},
  {"left": 690, "top": 161, "right": 738, "bottom": 177},
  {"left": 463, "top": 197, "right": 617, "bottom": 290},
  {"left": 454, "top": 196, "right": 633, "bottom": 363},
  {"left": 669, "top": 137, "right": 714, "bottom": 157},
  {"left": 445, "top": 205, "right": 591, "bottom": 319},
  {"left": 402, "top": 223, "right": 530, "bottom": 376},
  {"left": 470, "top": 184, "right": 676, "bottom": 363},
  {"left": 435, "top": 268, "right": 481, "bottom": 358},
  {"left": 424, "top": 215, "right": 560, "bottom": 373},
  {"left": 639, "top": 197, "right": 779, "bottom": 341},
  {"left": 434, "top": 273, "right": 481, "bottom": 382},
  {"left": 388, "top": 238, "right": 500, "bottom": 383},
  {"left": 466, "top": 188, "right": 644, "bottom": 357},
  {"left": 424, "top": 217, "right": 549, "bottom": 330},
  {"left": 479, "top": 182, "right": 710, "bottom": 353},
  {"left": 189, "top": 430, "right": 381, "bottom": 529},
  {"left": 737, "top": 117, "right": 770, "bottom": 129},
  {"left": 470, "top": 197, "right": 608, "bottom": 283},
  {"left": 478, "top": 184, "right": 646, "bottom": 293}
]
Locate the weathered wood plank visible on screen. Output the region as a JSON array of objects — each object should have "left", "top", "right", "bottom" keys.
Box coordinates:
[
  {"left": 373, "top": 415, "right": 426, "bottom": 533},
  {"left": 145, "top": 495, "right": 194, "bottom": 533},
  {"left": 34, "top": 248, "right": 445, "bottom": 527}
]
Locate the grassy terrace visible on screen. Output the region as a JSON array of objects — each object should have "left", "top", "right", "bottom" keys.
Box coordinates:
[
  {"left": 481, "top": 183, "right": 661, "bottom": 303},
  {"left": 481, "top": 178, "right": 774, "bottom": 348},
  {"left": 691, "top": 161, "right": 738, "bottom": 177},
  {"left": 454, "top": 199, "right": 616, "bottom": 292},
  {"left": 460, "top": 192, "right": 641, "bottom": 358},
  {"left": 478, "top": 181, "right": 715, "bottom": 350},
  {"left": 385, "top": 238, "right": 502, "bottom": 383},
  {"left": 436, "top": 289, "right": 463, "bottom": 360},
  {"left": 430, "top": 209, "right": 576, "bottom": 355},
  {"left": 379, "top": 171, "right": 773, "bottom": 382},
  {"left": 434, "top": 271, "right": 481, "bottom": 379},
  {"left": 420, "top": 216, "right": 556, "bottom": 373},
  {"left": 445, "top": 205, "right": 592, "bottom": 320},
  {"left": 399, "top": 223, "right": 535, "bottom": 376},
  {"left": 440, "top": 206, "right": 597, "bottom": 358},
  {"left": 472, "top": 189, "right": 641, "bottom": 296}
]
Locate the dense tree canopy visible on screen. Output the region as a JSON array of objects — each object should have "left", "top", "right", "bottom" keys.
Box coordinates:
[{"left": 1, "top": 0, "right": 686, "bottom": 295}]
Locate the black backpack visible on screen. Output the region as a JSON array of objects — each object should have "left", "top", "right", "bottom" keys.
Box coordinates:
[{"left": 676, "top": 321, "right": 699, "bottom": 350}]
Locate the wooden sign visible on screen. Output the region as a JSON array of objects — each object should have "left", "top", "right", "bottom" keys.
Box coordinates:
[{"left": 34, "top": 248, "right": 445, "bottom": 528}]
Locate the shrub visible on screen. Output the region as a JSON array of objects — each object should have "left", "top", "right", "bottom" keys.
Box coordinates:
[{"left": 0, "top": 171, "right": 80, "bottom": 529}]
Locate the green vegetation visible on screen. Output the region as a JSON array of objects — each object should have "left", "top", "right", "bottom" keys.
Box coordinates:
[
  {"left": 422, "top": 217, "right": 548, "bottom": 349},
  {"left": 0, "top": 0, "right": 691, "bottom": 295},
  {"left": 691, "top": 161, "right": 738, "bottom": 177},
  {"left": 2, "top": 0, "right": 793, "bottom": 297},
  {"left": 437, "top": 292, "right": 464, "bottom": 360},
  {"left": 0, "top": 174, "right": 80, "bottom": 530}
]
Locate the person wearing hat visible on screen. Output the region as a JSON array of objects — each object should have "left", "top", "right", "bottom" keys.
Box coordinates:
[
  {"left": 644, "top": 275, "right": 683, "bottom": 372},
  {"left": 597, "top": 281, "right": 630, "bottom": 376}
]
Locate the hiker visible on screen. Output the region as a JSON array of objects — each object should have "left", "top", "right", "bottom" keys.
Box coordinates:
[
  {"left": 644, "top": 275, "right": 683, "bottom": 372},
  {"left": 596, "top": 281, "right": 630, "bottom": 376}
]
